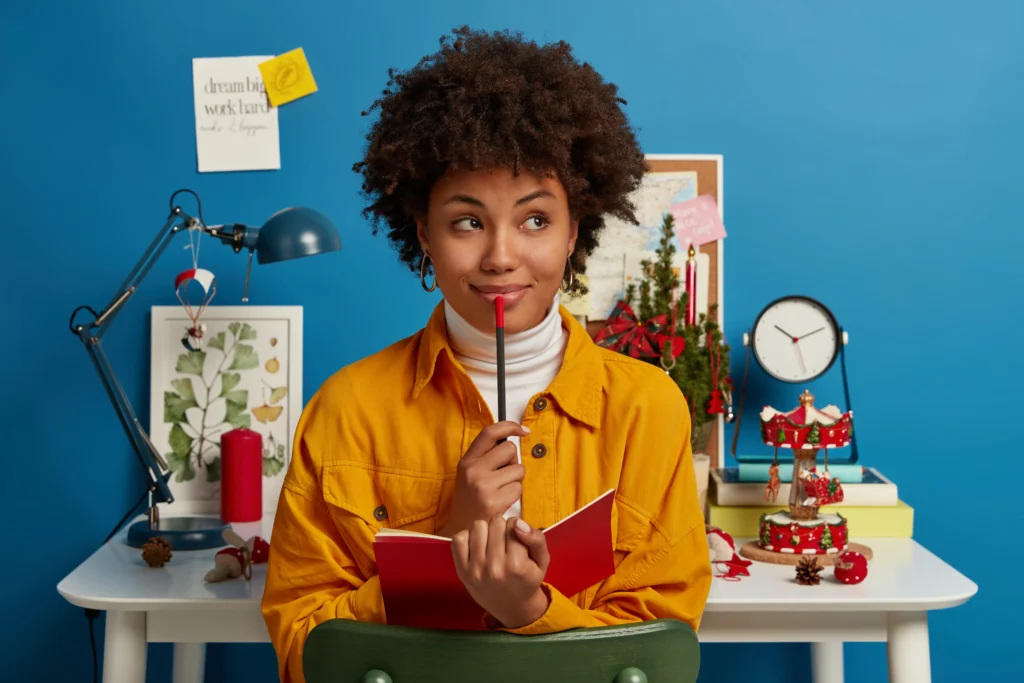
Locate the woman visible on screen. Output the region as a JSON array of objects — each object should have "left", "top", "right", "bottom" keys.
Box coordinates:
[{"left": 261, "top": 26, "right": 711, "bottom": 683}]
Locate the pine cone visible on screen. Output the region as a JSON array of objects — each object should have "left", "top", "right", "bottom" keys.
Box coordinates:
[
  {"left": 142, "top": 537, "right": 173, "bottom": 568},
  {"left": 795, "top": 556, "right": 823, "bottom": 585}
]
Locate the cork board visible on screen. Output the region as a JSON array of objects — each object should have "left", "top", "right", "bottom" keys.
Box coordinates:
[{"left": 584, "top": 154, "right": 726, "bottom": 466}]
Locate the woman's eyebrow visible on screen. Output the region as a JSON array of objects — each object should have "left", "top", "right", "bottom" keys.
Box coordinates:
[
  {"left": 513, "top": 190, "right": 555, "bottom": 207},
  {"left": 443, "top": 194, "right": 485, "bottom": 207},
  {"left": 442, "top": 189, "right": 554, "bottom": 208}
]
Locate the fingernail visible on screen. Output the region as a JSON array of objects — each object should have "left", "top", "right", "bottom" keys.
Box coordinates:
[
  {"left": 516, "top": 518, "right": 530, "bottom": 533},
  {"left": 522, "top": 425, "right": 531, "bottom": 434}
]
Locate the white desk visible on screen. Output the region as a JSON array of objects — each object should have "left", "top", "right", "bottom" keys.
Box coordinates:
[{"left": 57, "top": 515, "right": 977, "bottom": 683}]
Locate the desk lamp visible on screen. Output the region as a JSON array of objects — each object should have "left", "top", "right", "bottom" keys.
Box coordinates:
[{"left": 69, "top": 189, "right": 340, "bottom": 550}]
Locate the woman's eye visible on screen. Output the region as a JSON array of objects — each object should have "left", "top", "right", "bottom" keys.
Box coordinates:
[
  {"left": 453, "top": 217, "right": 482, "bottom": 231},
  {"left": 523, "top": 215, "right": 548, "bottom": 230}
]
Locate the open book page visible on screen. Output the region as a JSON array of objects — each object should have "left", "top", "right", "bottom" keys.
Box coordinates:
[
  {"left": 374, "top": 489, "right": 616, "bottom": 541},
  {"left": 374, "top": 528, "right": 450, "bottom": 540}
]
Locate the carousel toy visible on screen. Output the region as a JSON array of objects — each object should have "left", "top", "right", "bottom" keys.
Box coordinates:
[{"left": 738, "top": 390, "right": 872, "bottom": 566}]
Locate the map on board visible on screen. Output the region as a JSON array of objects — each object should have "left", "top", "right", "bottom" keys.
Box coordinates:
[{"left": 586, "top": 171, "right": 699, "bottom": 320}]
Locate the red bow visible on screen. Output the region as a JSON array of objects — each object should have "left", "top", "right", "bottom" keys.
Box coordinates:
[{"left": 594, "top": 300, "right": 684, "bottom": 361}]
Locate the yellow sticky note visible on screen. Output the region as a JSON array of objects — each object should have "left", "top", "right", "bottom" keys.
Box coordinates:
[{"left": 259, "top": 48, "right": 318, "bottom": 107}]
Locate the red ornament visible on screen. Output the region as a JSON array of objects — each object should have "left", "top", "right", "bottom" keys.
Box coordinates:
[
  {"left": 250, "top": 536, "right": 271, "bottom": 564},
  {"left": 834, "top": 550, "right": 868, "bottom": 584},
  {"left": 707, "top": 388, "right": 725, "bottom": 414},
  {"left": 706, "top": 330, "right": 725, "bottom": 415}
]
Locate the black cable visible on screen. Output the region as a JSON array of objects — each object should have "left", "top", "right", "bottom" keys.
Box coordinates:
[
  {"left": 85, "top": 486, "right": 151, "bottom": 683},
  {"left": 87, "top": 608, "right": 100, "bottom": 683},
  {"left": 839, "top": 328, "right": 859, "bottom": 464},
  {"left": 69, "top": 305, "right": 99, "bottom": 335},
  {"left": 103, "top": 487, "right": 150, "bottom": 544},
  {"left": 168, "top": 188, "right": 206, "bottom": 227}
]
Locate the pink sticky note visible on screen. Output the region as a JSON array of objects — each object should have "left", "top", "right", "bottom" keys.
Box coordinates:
[{"left": 669, "top": 195, "right": 726, "bottom": 247}]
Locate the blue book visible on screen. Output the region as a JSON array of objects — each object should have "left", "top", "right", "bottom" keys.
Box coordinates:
[{"left": 736, "top": 461, "right": 865, "bottom": 483}]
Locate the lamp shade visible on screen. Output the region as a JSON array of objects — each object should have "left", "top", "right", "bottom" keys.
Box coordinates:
[{"left": 253, "top": 207, "right": 340, "bottom": 264}]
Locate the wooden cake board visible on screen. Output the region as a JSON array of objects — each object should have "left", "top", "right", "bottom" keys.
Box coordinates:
[{"left": 739, "top": 541, "right": 873, "bottom": 566}]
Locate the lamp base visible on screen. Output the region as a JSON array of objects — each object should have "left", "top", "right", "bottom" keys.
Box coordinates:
[{"left": 126, "top": 515, "right": 229, "bottom": 550}]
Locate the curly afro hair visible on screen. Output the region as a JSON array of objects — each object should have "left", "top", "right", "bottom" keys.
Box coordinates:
[{"left": 352, "top": 26, "right": 648, "bottom": 291}]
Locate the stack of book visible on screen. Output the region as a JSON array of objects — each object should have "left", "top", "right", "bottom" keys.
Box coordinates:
[{"left": 706, "top": 465, "right": 913, "bottom": 539}]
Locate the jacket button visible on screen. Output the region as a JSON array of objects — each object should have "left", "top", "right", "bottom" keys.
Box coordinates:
[
  {"left": 531, "top": 443, "right": 547, "bottom": 458},
  {"left": 533, "top": 397, "right": 548, "bottom": 411},
  {"left": 374, "top": 505, "right": 388, "bottom": 521}
]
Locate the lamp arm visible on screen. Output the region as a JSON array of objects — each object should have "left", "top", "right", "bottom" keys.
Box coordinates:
[
  {"left": 84, "top": 330, "right": 175, "bottom": 504},
  {"left": 69, "top": 206, "right": 202, "bottom": 507},
  {"left": 92, "top": 208, "right": 200, "bottom": 336}
]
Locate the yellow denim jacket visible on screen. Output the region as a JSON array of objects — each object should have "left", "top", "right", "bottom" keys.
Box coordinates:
[{"left": 261, "top": 302, "right": 712, "bottom": 683}]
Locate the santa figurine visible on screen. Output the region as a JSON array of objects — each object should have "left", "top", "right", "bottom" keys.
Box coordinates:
[{"left": 706, "top": 525, "right": 752, "bottom": 580}]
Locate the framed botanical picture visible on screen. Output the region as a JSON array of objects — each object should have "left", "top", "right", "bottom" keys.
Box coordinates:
[{"left": 149, "top": 305, "right": 303, "bottom": 516}]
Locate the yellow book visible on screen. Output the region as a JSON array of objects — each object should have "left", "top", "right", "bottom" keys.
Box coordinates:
[{"left": 707, "top": 500, "right": 914, "bottom": 539}]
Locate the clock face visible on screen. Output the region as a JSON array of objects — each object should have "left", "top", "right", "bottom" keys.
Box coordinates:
[{"left": 751, "top": 296, "right": 840, "bottom": 383}]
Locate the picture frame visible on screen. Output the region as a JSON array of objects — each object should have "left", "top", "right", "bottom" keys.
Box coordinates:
[{"left": 149, "top": 305, "right": 303, "bottom": 516}]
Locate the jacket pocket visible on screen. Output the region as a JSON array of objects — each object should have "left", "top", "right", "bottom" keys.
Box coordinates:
[{"left": 321, "top": 462, "right": 444, "bottom": 533}]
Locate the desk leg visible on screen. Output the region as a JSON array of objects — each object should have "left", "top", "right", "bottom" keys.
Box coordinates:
[
  {"left": 172, "top": 643, "right": 206, "bottom": 683},
  {"left": 887, "top": 612, "right": 931, "bottom": 683},
  {"left": 811, "top": 642, "right": 844, "bottom": 683},
  {"left": 103, "top": 611, "right": 146, "bottom": 683}
]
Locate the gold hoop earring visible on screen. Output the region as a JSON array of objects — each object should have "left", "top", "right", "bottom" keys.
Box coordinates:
[
  {"left": 559, "top": 258, "right": 574, "bottom": 294},
  {"left": 420, "top": 253, "right": 437, "bottom": 292}
]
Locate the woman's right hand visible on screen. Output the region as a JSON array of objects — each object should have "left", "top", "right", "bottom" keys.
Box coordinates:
[{"left": 438, "top": 421, "right": 529, "bottom": 537}]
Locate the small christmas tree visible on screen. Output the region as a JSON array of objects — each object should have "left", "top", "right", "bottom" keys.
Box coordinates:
[
  {"left": 623, "top": 213, "right": 731, "bottom": 455},
  {"left": 820, "top": 526, "right": 834, "bottom": 550}
]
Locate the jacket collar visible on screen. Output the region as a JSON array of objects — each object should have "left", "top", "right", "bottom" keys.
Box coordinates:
[{"left": 413, "top": 300, "right": 603, "bottom": 428}]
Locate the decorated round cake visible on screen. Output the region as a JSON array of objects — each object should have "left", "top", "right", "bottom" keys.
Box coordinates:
[{"left": 758, "top": 510, "right": 848, "bottom": 555}]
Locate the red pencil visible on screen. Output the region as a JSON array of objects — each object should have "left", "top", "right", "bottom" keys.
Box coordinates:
[{"left": 495, "top": 296, "right": 506, "bottom": 423}]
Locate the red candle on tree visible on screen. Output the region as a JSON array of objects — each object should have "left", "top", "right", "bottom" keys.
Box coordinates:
[
  {"left": 220, "top": 427, "right": 262, "bottom": 522},
  {"left": 684, "top": 244, "right": 697, "bottom": 326}
]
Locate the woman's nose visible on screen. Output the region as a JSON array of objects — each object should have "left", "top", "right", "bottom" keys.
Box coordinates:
[{"left": 480, "top": 227, "right": 519, "bottom": 273}]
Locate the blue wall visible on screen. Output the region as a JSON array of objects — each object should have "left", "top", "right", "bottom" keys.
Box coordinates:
[{"left": 3, "top": 1, "right": 1019, "bottom": 680}]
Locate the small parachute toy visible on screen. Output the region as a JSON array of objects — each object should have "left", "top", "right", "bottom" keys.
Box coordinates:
[{"left": 175, "top": 267, "right": 216, "bottom": 351}]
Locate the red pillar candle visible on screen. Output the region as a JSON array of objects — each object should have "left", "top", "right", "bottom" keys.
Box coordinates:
[
  {"left": 220, "top": 427, "right": 262, "bottom": 522},
  {"left": 684, "top": 244, "right": 697, "bottom": 326}
]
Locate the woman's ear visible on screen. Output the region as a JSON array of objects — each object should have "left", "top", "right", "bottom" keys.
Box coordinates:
[
  {"left": 416, "top": 216, "right": 430, "bottom": 255},
  {"left": 567, "top": 218, "right": 580, "bottom": 256}
]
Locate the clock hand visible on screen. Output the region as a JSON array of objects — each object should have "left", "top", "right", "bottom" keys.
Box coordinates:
[
  {"left": 799, "top": 327, "right": 825, "bottom": 340},
  {"left": 775, "top": 324, "right": 797, "bottom": 341},
  {"left": 794, "top": 341, "right": 806, "bottom": 374}
]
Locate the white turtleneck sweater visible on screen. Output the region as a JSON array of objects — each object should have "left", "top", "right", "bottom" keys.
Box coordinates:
[{"left": 444, "top": 296, "right": 568, "bottom": 519}]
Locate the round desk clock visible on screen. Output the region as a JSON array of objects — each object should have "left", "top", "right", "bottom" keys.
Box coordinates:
[
  {"left": 742, "top": 295, "right": 849, "bottom": 383},
  {"left": 732, "top": 295, "right": 857, "bottom": 464}
]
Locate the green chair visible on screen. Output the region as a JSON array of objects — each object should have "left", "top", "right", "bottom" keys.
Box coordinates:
[{"left": 302, "top": 618, "right": 700, "bottom": 683}]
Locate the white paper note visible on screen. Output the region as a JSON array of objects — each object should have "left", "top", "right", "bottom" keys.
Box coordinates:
[{"left": 193, "top": 56, "right": 280, "bottom": 173}]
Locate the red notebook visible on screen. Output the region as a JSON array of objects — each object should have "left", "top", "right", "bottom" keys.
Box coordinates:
[{"left": 373, "top": 489, "right": 616, "bottom": 630}]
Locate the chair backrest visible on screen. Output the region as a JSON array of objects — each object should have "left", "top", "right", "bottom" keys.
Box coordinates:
[{"left": 303, "top": 618, "right": 700, "bottom": 683}]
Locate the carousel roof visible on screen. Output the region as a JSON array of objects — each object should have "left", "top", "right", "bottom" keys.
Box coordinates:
[
  {"left": 759, "top": 401, "right": 847, "bottom": 425},
  {"left": 759, "top": 390, "right": 853, "bottom": 450}
]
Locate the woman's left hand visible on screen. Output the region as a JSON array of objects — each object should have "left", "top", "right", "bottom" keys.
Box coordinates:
[{"left": 452, "top": 515, "right": 551, "bottom": 628}]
